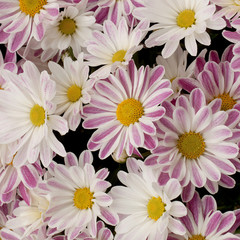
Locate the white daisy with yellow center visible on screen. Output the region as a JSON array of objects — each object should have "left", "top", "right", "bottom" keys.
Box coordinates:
[
  {"left": 46, "top": 150, "right": 119, "bottom": 239},
  {"left": 0, "top": 62, "right": 68, "bottom": 168},
  {"left": 111, "top": 158, "right": 187, "bottom": 240},
  {"left": 49, "top": 53, "right": 93, "bottom": 131},
  {"left": 133, "top": 0, "right": 226, "bottom": 58}
]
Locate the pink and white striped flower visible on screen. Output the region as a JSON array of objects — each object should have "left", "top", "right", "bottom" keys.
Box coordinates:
[
  {"left": 82, "top": 60, "right": 173, "bottom": 160},
  {"left": 145, "top": 88, "right": 239, "bottom": 201},
  {"left": 0, "top": 61, "right": 68, "bottom": 167},
  {"left": 168, "top": 192, "right": 240, "bottom": 240},
  {"left": 46, "top": 150, "right": 119, "bottom": 240},
  {"left": 111, "top": 158, "right": 187, "bottom": 240},
  {"left": 85, "top": 17, "right": 149, "bottom": 79},
  {"left": 0, "top": 0, "right": 59, "bottom": 52},
  {"left": 133, "top": 0, "right": 226, "bottom": 58}
]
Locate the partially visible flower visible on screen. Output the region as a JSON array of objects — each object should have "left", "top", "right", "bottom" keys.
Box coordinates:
[
  {"left": 0, "top": 61, "right": 68, "bottom": 167},
  {"left": 111, "top": 158, "right": 187, "bottom": 240},
  {"left": 133, "top": 0, "right": 226, "bottom": 58},
  {"left": 168, "top": 192, "right": 240, "bottom": 240},
  {"left": 85, "top": 17, "right": 149, "bottom": 79},
  {"left": 46, "top": 150, "right": 119, "bottom": 240},
  {"left": 83, "top": 60, "right": 173, "bottom": 159},
  {"left": 0, "top": 0, "right": 59, "bottom": 52},
  {"left": 49, "top": 54, "right": 93, "bottom": 131}
]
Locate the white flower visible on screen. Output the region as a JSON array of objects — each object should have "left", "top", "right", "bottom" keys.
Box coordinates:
[{"left": 133, "top": 0, "right": 226, "bottom": 58}]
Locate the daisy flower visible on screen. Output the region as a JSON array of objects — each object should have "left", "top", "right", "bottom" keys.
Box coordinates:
[
  {"left": 0, "top": 0, "right": 59, "bottom": 52},
  {"left": 211, "top": 0, "right": 240, "bottom": 20},
  {"left": 85, "top": 17, "right": 149, "bottom": 79},
  {"left": 48, "top": 54, "right": 93, "bottom": 131},
  {"left": 82, "top": 60, "right": 173, "bottom": 160},
  {"left": 46, "top": 150, "right": 119, "bottom": 239},
  {"left": 133, "top": 0, "right": 226, "bottom": 58},
  {"left": 93, "top": 0, "right": 144, "bottom": 25},
  {"left": 178, "top": 59, "right": 240, "bottom": 111},
  {"left": 4, "top": 188, "right": 50, "bottom": 239},
  {"left": 168, "top": 192, "right": 240, "bottom": 240},
  {"left": 39, "top": 0, "right": 98, "bottom": 61},
  {"left": 111, "top": 158, "right": 187, "bottom": 240},
  {"left": 0, "top": 61, "right": 68, "bottom": 167},
  {"left": 145, "top": 88, "right": 239, "bottom": 201}
]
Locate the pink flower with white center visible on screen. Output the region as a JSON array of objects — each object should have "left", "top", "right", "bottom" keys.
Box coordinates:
[
  {"left": 110, "top": 158, "right": 187, "bottom": 240},
  {"left": 85, "top": 17, "right": 149, "bottom": 79},
  {"left": 133, "top": 0, "right": 226, "bottom": 58},
  {"left": 0, "top": 0, "right": 59, "bottom": 53},
  {"left": 82, "top": 60, "right": 173, "bottom": 160},
  {"left": 48, "top": 54, "right": 93, "bottom": 131},
  {"left": 46, "top": 150, "right": 119, "bottom": 240},
  {"left": 0, "top": 61, "right": 68, "bottom": 168},
  {"left": 92, "top": 0, "right": 144, "bottom": 25},
  {"left": 168, "top": 192, "right": 240, "bottom": 240},
  {"left": 145, "top": 88, "right": 239, "bottom": 202},
  {"left": 178, "top": 59, "right": 240, "bottom": 112}
]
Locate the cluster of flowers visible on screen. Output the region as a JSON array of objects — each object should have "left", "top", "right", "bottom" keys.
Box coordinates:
[{"left": 1, "top": 0, "right": 240, "bottom": 239}]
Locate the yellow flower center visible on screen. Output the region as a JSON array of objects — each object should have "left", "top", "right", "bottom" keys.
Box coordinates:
[
  {"left": 177, "top": 9, "right": 196, "bottom": 28},
  {"left": 188, "top": 235, "right": 206, "bottom": 240},
  {"left": 73, "top": 187, "right": 94, "bottom": 210},
  {"left": 59, "top": 18, "right": 77, "bottom": 35},
  {"left": 214, "top": 93, "right": 236, "bottom": 111},
  {"left": 67, "top": 85, "right": 82, "bottom": 102},
  {"left": 147, "top": 196, "right": 166, "bottom": 221},
  {"left": 116, "top": 98, "right": 144, "bottom": 126},
  {"left": 177, "top": 131, "right": 205, "bottom": 159},
  {"left": 30, "top": 104, "right": 46, "bottom": 126},
  {"left": 19, "top": 0, "right": 47, "bottom": 17},
  {"left": 112, "top": 50, "right": 126, "bottom": 63}
]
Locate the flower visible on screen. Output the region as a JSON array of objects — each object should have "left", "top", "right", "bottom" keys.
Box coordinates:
[
  {"left": 0, "top": 0, "right": 59, "bottom": 52},
  {"left": 168, "top": 192, "right": 240, "bottom": 240},
  {"left": 82, "top": 60, "right": 173, "bottom": 159},
  {"left": 49, "top": 53, "right": 93, "bottom": 131},
  {"left": 133, "top": 0, "right": 226, "bottom": 58},
  {"left": 0, "top": 61, "right": 68, "bottom": 167},
  {"left": 46, "top": 150, "right": 119, "bottom": 240},
  {"left": 145, "top": 88, "right": 239, "bottom": 201},
  {"left": 85, "top": 17, "right": 149, "bottom": 79},
  {"left": 39, "top": 0, "right": 98, "bottom": 61},
  {"left": 110, "top": 158, "right": 187, "bottom": 240}
]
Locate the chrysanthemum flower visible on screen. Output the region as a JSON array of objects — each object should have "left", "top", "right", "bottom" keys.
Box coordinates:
[
  {"left": 85, "top": 17, "right": 149, "bottom": 79},
  {"left": 211, "top": 0, "right": 240, "bottom": 20},
  {"left": 0, "top": 0, "right": 59, "bottom": 52},
  {"left": 48, "top": 54, "right": 93, "bottom": 131},
  {"left": 168, "top": 192, "right": 240, "bottom": 240},
  {"left": 4, "top": 188, "right": 50, "bottom": 238},
  {"left": 0, "top": 61, "right": 68, "bottom": 167},
  {"left": 93, "top": 0, "right": 144, "bottom": 25},
  {"left": 111, "top": 158, "right": 187, "bottom": 240},
  {"left": 82, "top": 60, "right": 173, "bottom": 159},
  {"left": 178, "top": 59, "right": 240, "bottom": 111},
  {"left": 39, "top": 0, "right": 98, "bottom": 61},
  {"left": 133, "top": 0, "right": 226, "bottom": 58},
  {"left": 145, "top": 88, "right": 239, "bottom": 201},
  {"left": 46, "top": 150, "right": 119, "bottom": 239}
]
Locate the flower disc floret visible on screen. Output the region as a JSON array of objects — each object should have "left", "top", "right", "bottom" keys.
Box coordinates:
[
  {"left": 59, "top": 18, "right": 77, "bottom": 35},
  {"left": 177, "top": 9, "right": 196, "bottom": 28},
  {"left": 30, "top": 104, "right": 45, "bottom": 126},
  {"left": 67, "top": 85, "right": 82, "bottom": 103},
  {"left": 177, "top": 131, "right": 205, "bottom": 159},
  {"left": 73, "top": 187, "right": 94, "bottom": 210},
  {"left": 147, "top": 196, "right": 165, "bottom": 221},
  {"left": 116, "top": 98, "right": 144, "bottom": 126},
  {"left": 112, "top": 50, "right": 126, "bottom": 63},
  {"left": 215, "top": 93, "right": 237, "bottom": 111},
  {"left": 19, "top": 0, "right": 47, "bottom": 17},
  {"left": 189, "top": 235, "right": 206, "bottom": 240}
]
